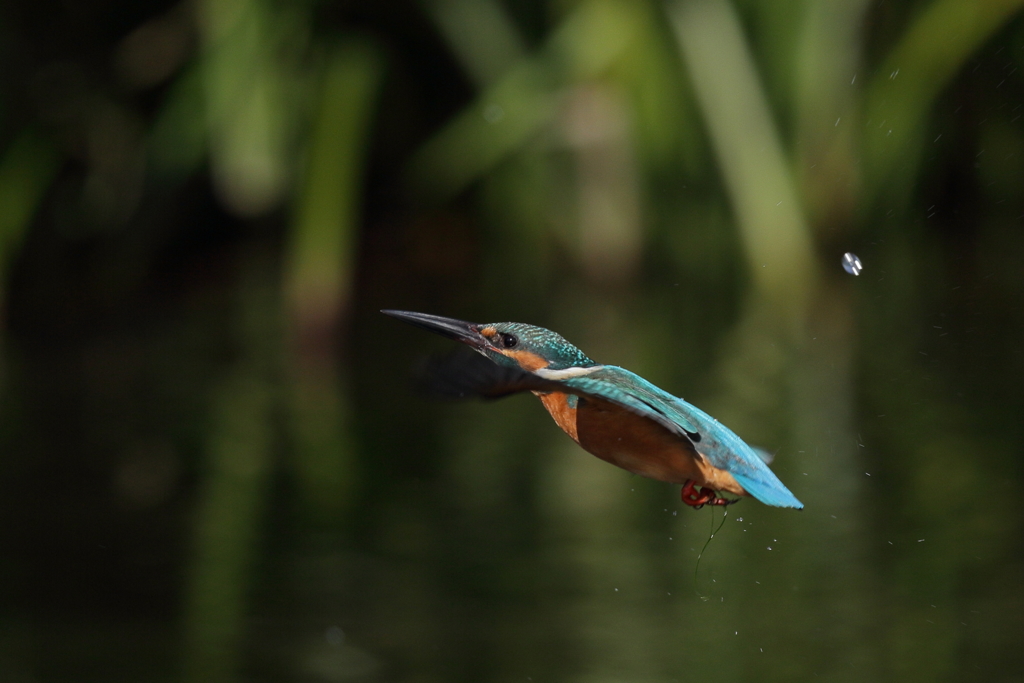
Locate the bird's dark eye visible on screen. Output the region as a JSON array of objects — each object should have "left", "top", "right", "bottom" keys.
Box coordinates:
[{"left": 500, "top": 333, "right": 518, "bottom": 349}]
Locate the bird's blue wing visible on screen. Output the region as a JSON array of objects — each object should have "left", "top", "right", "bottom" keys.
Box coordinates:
[
  {"left": 559, "top": 367, "right": 702, "bottom": 438},
  {"left": 561, "top": 366, "right": 803, "bottom": 509}
]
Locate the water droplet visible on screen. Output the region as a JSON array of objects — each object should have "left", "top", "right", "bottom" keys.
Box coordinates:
[
  {"left": 842, "top": 252, "right": 863, "bottom": 275},
  {"left": 483, "top": 104, "right": 504, "bottom": 123},
  {"left": 736, "top": 517, "right": 743, "bottom": 522},
  {"left": 767, "top": 547, "right": 772, "bottom": 550},
  {"left": 325, "top": 626, "right": 345, "bottom": 646}
]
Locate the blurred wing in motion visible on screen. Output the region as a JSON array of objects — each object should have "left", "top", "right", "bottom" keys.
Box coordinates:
[{"left": 415, "top": 350, "right": 562, "bottom": 400}]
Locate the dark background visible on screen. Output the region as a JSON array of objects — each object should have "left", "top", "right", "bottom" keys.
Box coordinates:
[{"left": 0, "top": 0, "right": 1022, "bottom": 681}]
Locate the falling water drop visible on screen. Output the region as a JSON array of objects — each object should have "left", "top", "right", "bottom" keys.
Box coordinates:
[
  {"left": 482, "top": 104, "right": 505, "bottom": 123},
  {"left": 842, "top": 252, "right": 863, "bottom": 276},
  {"left": 325, "top": 626, "right": 344, "bottom": 646}
]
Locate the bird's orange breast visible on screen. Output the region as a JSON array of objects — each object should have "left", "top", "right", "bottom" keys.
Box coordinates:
[
  {"left": 535, "top": 391, "right": 746, "bottom": 495},
  {"left": 538, "top": 391, "right": 580, "bottom": 441}
]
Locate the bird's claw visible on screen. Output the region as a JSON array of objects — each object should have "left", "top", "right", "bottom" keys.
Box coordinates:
[{"left": 681, "top": 480, "right": 738, "bottom": 509}]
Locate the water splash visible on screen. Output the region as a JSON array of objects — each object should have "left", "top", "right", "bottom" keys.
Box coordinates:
[
  {"left": 693, "top": 506, "right": 728, "bottom": 597},
  {"left": 842, "top": 252, "right": 863, "bottom": 275}
]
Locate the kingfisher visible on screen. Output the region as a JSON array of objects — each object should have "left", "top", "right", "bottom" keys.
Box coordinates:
[{"left": 382, "top": 310, "right": 802, "bottom": 509}]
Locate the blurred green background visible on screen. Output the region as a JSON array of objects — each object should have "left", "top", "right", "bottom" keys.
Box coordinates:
[{"left": 1, "top": 0, "right": 1023, "bottom": 681}]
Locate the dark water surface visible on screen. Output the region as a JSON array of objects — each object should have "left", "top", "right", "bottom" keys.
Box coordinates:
[{"left": 5, "top": 263, "right": 1023, "bottom": 683}]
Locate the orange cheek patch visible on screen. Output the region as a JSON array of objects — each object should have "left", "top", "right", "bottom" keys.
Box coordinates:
[
  {"left": 479, "top": 326, "right": 497, "bottom": 337},
  {"left": 503, "top": 349, "right": 548, "bottom": 371}
]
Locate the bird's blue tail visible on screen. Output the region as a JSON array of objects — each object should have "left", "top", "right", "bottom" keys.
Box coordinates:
[{"left": 733, "top": 472, "right": 803, "bottom": 509}]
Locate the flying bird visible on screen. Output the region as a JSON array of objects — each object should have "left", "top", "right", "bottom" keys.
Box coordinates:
[{"left": 382, "top": 310, "right": 802, "bottom": 509}]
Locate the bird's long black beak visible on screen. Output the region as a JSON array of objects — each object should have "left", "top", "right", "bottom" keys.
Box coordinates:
[{"left": 381, "top": 310, "right": 490, "bottom": 350}]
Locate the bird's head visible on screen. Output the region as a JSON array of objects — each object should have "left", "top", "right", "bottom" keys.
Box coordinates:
[{"left": 382, "top": 310, "right": 596, "bottom": 374}]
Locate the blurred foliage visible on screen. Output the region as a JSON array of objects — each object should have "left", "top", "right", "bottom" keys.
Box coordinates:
[{"left": 1, "top": 0, "right": 1023, "bottom": 681}]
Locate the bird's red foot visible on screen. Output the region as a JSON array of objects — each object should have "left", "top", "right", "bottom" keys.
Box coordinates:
[{"left": 681, "top": 480, "right": 738, "bottom": 509}]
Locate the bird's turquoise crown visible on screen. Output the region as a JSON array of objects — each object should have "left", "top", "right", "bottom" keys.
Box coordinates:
[{"left": 480, "top": 322, "right": 597, "bottom": 371}]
